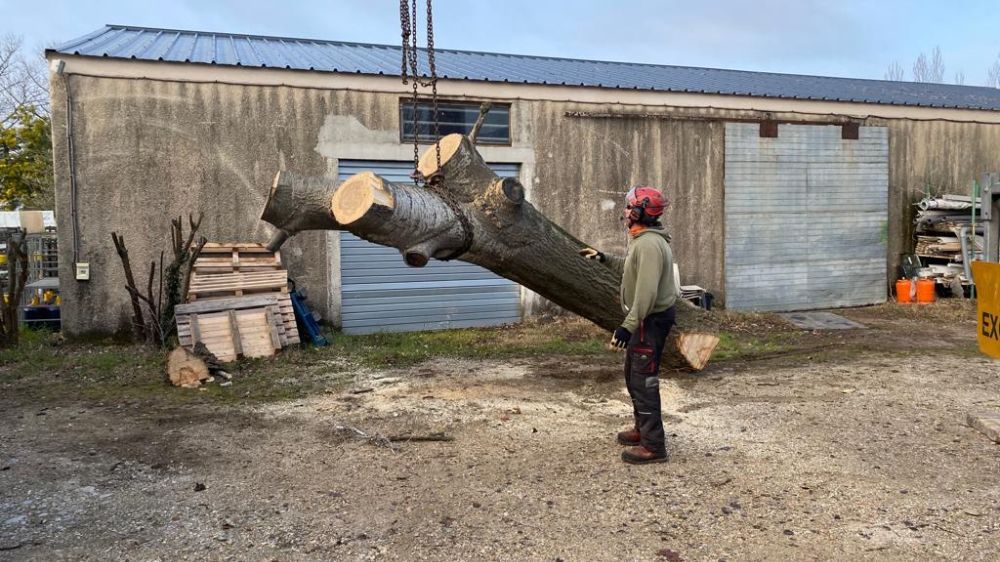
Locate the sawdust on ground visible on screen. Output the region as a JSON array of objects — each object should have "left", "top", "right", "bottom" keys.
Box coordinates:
[{"left": 1, "top": 303, "right": 999, "bottom": 561}]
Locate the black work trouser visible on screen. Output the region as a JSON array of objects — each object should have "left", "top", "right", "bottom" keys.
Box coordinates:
[{"left": 624, "top": 305, "right": 676, "bottom": 455}]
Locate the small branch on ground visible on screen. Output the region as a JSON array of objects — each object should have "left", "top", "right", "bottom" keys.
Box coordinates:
[
  {"left": 386, "top": 432, "right": 454, "bottom": 442},
  {"left": 333, "top": 422, "right": 399, "bottom": 452}
]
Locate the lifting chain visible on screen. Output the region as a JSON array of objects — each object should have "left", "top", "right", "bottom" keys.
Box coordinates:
[
  {"left": 400, "top": 0, "right": 473, "bottom": 261},
  {"left": 399, "top": 0, "right": 441, "bottom": 184}
]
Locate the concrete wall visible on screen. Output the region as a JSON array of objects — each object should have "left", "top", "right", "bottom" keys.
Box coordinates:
[{"left": 48, "top": 61, "right": 1000, "bottom": 335}]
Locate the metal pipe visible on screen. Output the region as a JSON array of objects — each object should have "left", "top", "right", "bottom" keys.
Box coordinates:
[
  {"left": 960, "top": 226, "right": 973, "bottom": 285},
  {"left": 64, "top": 74, "right": 81, "bottom": 264}
]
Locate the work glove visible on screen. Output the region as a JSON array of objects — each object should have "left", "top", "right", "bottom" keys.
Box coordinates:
[
  {"left": 610, "top": 326, "right": 631, "bottom": 349},
  {"left": 578, "top": 247, "right": 606, "bottom": 263}
]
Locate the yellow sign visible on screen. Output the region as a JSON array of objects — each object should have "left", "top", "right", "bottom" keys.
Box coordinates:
[{"left": 972, "top": 261, "right": 1000, "bottom": 359}]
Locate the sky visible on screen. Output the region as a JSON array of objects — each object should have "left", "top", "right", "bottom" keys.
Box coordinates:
[{"left": 3, "top": 0, "right": 1000, "bottom": 85}]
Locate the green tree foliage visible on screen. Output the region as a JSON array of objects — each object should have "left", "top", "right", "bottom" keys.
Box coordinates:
[{"left": 0, "top": 105, "right": 53, "bottom": 210}]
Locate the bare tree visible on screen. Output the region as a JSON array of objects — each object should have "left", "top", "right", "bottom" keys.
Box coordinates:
[
  {"left": 909, "top": 46, "right": 947, "bottom": 84},
  {"left": 988, "top": 52, "right": 1000, "bottom": 88},
  {"left": 912, "top": 52, "right": 930, "bottom": 82},
  {"left": 954, "top": 70, "right": 966, "bottom": 86},
  {"left": 929, "top": 46, "right": 945, "bottom": 83},
  {"left": 0, "top": 34, "right": 48, "bottom": 123},
  {"left": 884, "top": 61, "right": 905, "bottom": 81}
]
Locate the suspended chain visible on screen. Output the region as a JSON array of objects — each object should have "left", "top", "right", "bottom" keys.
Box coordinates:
[{"left": 400, "top": 0, "right": 473, "bottom": 260}]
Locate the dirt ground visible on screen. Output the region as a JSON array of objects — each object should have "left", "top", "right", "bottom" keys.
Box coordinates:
[{"left": 1, "top": 303, "right": 999, "bottom": 561}]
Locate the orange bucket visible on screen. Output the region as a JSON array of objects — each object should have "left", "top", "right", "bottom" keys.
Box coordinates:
[
  {"left": 916, "top": 278, "right": 936, "bottom": 304},
  {"left": 896, "top": 279, "right": 913, "bottom": 304}
]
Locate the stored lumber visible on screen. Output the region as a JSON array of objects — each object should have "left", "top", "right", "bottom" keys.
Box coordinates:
[
  {"left": 265, "top": 133, "right": 719, "bottom": 370},
  {"left": 167, "top": 346, "right": 210, "bottom": 388}
]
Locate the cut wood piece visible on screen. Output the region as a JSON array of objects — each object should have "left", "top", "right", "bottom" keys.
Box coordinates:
[
  {"left": 668, "top": 331, "right": 721, "bottom": 371},
  {"left": 260, "top": 170, "right": 343, "bottom": 250},
  {"left": 167, "top": 347, "right": 210, "bottom": 388},
  {"left": 264, "top": 133, "right": 720, "bottom": 370}
]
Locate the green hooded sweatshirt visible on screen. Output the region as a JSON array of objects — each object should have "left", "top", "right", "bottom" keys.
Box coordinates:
[{"left": 615, "top": 228, "right": 679, "bottom": 333}]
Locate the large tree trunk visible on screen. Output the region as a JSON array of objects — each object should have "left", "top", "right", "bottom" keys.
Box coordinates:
[{"left": 262, "top": 134, "right": 719, "bottom": 369}]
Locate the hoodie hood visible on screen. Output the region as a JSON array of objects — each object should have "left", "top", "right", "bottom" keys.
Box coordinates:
[{"left": 632, "top": 226, "right": 671, "bottom": 243}]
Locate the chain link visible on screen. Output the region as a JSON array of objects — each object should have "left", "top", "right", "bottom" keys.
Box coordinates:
[{"left": 400, "top": 1, "right": 473, "bottom": 260}]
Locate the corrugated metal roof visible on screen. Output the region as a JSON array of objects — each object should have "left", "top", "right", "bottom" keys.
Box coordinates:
[{"left": 50, "top": 24, "right": 1000, "bottom": 111}]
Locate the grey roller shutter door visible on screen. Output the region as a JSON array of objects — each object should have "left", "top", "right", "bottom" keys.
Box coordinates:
[
  {"left": 724, "top": 123, "right": 888, "bottom": 311},
  {"left": 338, "top": 160, "right": 521, "bottom": 334}
]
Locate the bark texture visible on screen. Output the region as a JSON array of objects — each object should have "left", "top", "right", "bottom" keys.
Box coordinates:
[
  {"left": 264, "top": 134, "right": 719, "bottom": 369},
  {"left": 260, "top": 171, "right": 342, "bottom": 250}
]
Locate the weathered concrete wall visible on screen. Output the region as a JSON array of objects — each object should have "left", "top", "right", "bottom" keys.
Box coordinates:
[
  {"left": 886, "top": 119, "right": 1000, "bottom": 280},
  {"left": 527, "top": 102, "right": 726, "bottom": 297},
  {"left": 49, "top": 75, "right": 399, "bottom": 336},
  {"left": 48, "top": 68, "right": 1000, "bottom": 335}
]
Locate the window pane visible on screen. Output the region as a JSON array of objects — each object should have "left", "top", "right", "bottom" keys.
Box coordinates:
[{"left": 401, "top": 101, "right": 510, "bottom": 144}]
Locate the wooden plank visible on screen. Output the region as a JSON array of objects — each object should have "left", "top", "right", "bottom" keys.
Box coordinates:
[
  {"left": 190, "top": 270, "right": 287, "bottom": 284},
  {"left": 234, "top": 309, "right": 276, "bottom": 358},
  {"left": 228, "top": 310, "right": 244, "bottom": 357},
  {"left": 265, "top": 307, "right": 283, "bottom": 350},
  {"left": 177, "top": 295, "right": 280, "bottom": 314},
  {"left": 196, "top": 313, "right": 235, "bottom": 362},
  {"left": 191, "top": 313, "right": 202, "bottom": 345}
]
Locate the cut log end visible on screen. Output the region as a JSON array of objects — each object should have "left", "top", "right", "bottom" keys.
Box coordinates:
[
  {"left": 417, "top": 133, "right": 464, "bottom": 178},
  {"left": 500, "top": 178, "right": 525, "bottom": 203},
  {"left": 404, "top": 251, "right": 430, "bottom": 267},
  {"left": 331, "top": 172, "right": 394, "bottom": 225},
  {"left": 167, "top": 346, "right": 211, "bottom": 387},
  {"left": 670, "top": 331, "right": 721, "bottom": 371}
]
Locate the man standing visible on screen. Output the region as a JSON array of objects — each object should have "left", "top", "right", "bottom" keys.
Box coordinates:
[{"left": 580, "top": 186, "right": 678, "bottom": 464}]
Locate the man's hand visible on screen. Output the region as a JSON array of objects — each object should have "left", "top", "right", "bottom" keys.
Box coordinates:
[
  {"left": 579, "top": 247, "right": 606, "bottom": 263},
  {"left": 610, "top": 326, "right": 631, "bottom": 349}
]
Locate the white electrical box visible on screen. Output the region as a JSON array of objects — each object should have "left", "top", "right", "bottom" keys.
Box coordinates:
[{"left": 75, "top": 262, "right": 90, "bottom": 281}]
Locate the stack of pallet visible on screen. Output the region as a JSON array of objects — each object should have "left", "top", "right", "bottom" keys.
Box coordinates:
[{"left": 175, "top": 243, "right": 299, "bottom": 362}]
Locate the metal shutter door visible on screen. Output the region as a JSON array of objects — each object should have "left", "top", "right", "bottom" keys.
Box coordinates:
[
  {"left": 338, "top": 161, "right": 522, "bottom": 334},
  {"left": 724, "top": 123, "right": 888, "bottom": 311}
]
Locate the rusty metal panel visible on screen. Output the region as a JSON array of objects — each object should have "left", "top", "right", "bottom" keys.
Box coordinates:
[{"left": 724, "top": 123, "right": 888, "bottom": 311}]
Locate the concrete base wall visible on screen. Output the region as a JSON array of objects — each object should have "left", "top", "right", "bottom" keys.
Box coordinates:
[{"left": 48, "top": 69, "right": 1000, "bottom": 336}]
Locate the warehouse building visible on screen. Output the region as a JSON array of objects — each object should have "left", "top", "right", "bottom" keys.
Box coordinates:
[{"left": 46, "top": 25, "right": 1000, "bottom": 336}]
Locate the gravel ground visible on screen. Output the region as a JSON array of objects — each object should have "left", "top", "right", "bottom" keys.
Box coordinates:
[{"left": 1, "top": 307, "right": 999, "bottom": 561}]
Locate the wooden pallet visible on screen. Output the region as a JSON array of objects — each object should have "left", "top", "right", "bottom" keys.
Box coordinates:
[
  {"left": 188, "top": 270, "right": 288, "bottom": 300},
  {"left": 175, "top": 293, "right": 300, "bottom": 350},
  {"left": 274, "top": 293, "right": 300, "bottom": 346},
  {"left": 177, "top": 309, "right": 280, "bottom": 362},
  {"left": 194, "top": 243, "right": 283, "bottom": 275}
]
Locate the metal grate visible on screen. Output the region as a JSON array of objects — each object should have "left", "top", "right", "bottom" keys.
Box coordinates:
[{"left": 26, "top": 233, "right": 58, "bottom": 283}]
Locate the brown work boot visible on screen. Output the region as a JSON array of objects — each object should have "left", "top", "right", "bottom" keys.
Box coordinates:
[
  {"left": 616, "top": 428, "right": 640, "bottom": 446},
  {"left": 621, "top": 445, "right": 668, "bottom": 465}
]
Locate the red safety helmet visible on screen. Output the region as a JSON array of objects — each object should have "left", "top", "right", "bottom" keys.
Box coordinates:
[{"left": 624, "top": 186, "right": 667, "bottom": 222}]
